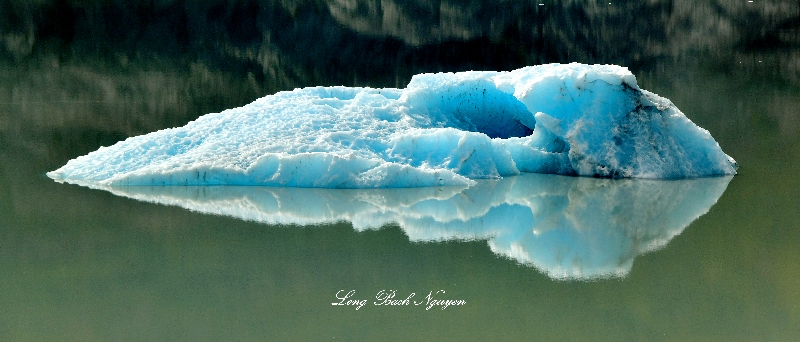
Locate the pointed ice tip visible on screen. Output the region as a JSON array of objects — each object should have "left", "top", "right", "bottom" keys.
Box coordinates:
[
  {"left": 46, "top": 170, "right": 62, "bottom": 180},
  {"left": 727, "top": 155, "right": 739, "bottom": 172},
  {"left": 621, "top": 73, "right": 639, "bottom": 90}
]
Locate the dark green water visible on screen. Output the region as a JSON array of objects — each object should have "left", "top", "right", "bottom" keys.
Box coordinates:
[{"left": 1, "top": 1, "right": 799, "bottom": 340}]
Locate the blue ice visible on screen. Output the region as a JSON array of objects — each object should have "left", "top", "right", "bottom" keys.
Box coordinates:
[{"left": 48, "top": 63, "right": 737, "bottom": 188}]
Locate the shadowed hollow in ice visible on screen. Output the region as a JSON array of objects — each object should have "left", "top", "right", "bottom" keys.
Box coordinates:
[{"left": 48, "top": 63, "right": 737, "bottom": 188}]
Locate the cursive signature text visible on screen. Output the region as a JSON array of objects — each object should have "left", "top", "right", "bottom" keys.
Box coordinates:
[{"left": 332, "top": 289, "right": 465, "bottom": 310}]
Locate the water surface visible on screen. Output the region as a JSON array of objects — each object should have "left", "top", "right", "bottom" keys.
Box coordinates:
[{"left": 1, "top": 1, "right": 799, "bottom": 340}]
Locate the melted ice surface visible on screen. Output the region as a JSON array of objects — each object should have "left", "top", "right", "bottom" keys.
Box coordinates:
[
  {"left": 98, "top": 174, "right": 733, "bottom": 280},
  {"left": 48, "top": 63, "right": 737, "bottom": 188}
]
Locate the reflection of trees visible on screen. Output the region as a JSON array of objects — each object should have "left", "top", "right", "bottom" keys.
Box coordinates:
[
  {"left": 0, "top": 0, "right": 797, "bottom": 164},
  {"left": 2, "top": 1, "right": 798, "bottom": 85},
  {"left": 0, "top": 63, "right": 263, "bottom": 164}
]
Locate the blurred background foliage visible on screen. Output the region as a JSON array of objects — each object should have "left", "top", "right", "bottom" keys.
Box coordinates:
[{"left": 2, "top": 0, "right": 798, "bottom": 165}]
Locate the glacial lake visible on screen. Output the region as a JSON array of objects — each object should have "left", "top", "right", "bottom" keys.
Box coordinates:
[{"left": 1, "top": 1, "right": 799, "bottom": 341}]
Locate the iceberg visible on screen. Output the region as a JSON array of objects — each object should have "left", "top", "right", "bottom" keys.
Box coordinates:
[
  {"left": 48, "top": 63, "right": 737, "bottom": 188},
  {"left": 96, "top": 174, "right": 733, "bottom": 280}
]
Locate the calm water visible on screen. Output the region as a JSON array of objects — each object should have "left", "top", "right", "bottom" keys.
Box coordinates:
[{"left": 1, "top": 1, "right": 799, "bottom": 340}]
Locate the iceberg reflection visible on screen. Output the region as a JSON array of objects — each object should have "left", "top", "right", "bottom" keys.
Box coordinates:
[{"left": 101, "top": 174, "right": 732, "bottom": 280}]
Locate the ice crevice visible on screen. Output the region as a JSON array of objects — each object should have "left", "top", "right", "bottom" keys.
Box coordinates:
[{"left": 48, "top": 63, "right": 738, "bottom": 188}]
